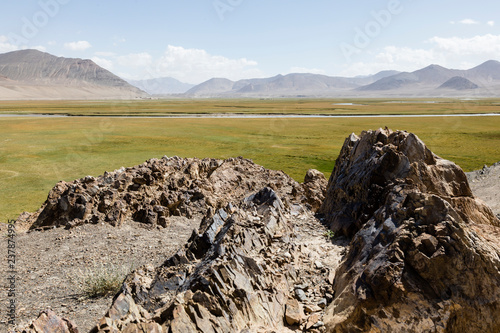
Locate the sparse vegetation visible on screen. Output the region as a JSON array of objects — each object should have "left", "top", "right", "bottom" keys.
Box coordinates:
[
  {"left": 323, "top": 230, "right": 335, "bottom": 239},
  {"left": 72, "top": 263, "right": 132, "bottom": 299}
]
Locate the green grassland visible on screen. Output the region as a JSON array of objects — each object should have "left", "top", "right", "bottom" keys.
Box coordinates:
[
  {"left": 1, "top": 99, "right": 499, "bottom": 222},
  {"left": 0, "top": 98, "right": 500, "bottom": 116}
]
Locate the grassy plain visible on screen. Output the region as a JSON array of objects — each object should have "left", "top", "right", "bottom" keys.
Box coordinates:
[
  {"left": 0, "top": 98, "right": 500, "bottom": 116},
  {"left": 1, "top": 99, "right": 499, "bottom": 222}
]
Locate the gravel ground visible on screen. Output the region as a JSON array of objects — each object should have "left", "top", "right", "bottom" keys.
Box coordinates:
[
  {"left": 467, "top": 162, "right": 500, "bottom": 217},
  {"left": 1, "top": 217, "right": 200, "bottom": 332}
]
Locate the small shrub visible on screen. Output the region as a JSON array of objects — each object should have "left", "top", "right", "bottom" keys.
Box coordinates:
[{"left": 72, "top": 263, "right": 132, "bottom": 299}]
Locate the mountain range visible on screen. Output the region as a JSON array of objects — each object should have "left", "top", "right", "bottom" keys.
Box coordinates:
[
  {"left": 0, "top": 49, "right": 145, "bottom": 100},
  {"left": 183, "top": 61, "right": 500, "bottom": 98},
  {"left": 0, "top": 49, "right": 499, "bottom": 100}
]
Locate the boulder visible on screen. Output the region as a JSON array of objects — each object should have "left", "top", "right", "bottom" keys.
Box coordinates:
[
  {"left": 19, "top": 309, "right": 79, "bottom": 333},
  {"left": 320, "top": 129, "right": 500, "bottom": 332}
]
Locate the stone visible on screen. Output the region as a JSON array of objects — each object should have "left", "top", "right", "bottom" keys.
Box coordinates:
[
  {"left": 285, "top": 298, "right": 304, "bottom": 326},
  {"left": 21, "top": 309, "right": 79, "bottom": 333},
  {"left": 304, "top": 304, "right": 322, "bottom": 313},
  {"left": 21, "top": 157, "right": 322, "bottom": 231},
  {"left": 295, "top": 288, "right": 307, "bottom": 302},
  {"left": 305, "top": 313, "right": 320, "bottom": 330}
]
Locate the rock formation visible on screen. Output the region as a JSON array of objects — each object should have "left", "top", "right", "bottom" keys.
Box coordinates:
[
  {"left": 20, "top": 156, "right": 325, "bottom": 232},
  {"left": 319, "top": 129, "right": 500, "bottom": 332},
  {"left": 14, "top": 129, "right": 500, "bottom": 333}
]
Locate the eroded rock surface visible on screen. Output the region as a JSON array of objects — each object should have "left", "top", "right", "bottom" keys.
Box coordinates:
[
  {"left": 19, "top": 156, "right": 322, "bottom": 231},
  {"left": 89, "top": 186, "right": 346, "bottom": 332},
  {"left": 319, "top": 129, "right": 500, "bottom": 332}
]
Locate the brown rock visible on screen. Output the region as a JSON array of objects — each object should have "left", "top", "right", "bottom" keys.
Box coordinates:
[
  {"left": 285, "top": 298, "right": 304, "bottom": 326},
  {"left": 320, "top": 129, "right": 500, "bottom": 333},
  {"left": 22, "top": 309, "right": 78, "bottom": 333}
]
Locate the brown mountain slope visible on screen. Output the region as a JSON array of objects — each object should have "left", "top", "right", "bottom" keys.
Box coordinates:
[{"left": 0, "top": 49, "right": 147, "bottom": 100}]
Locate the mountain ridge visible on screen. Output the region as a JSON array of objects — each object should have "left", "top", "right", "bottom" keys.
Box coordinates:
[
  {"left": 183, "top": 60, "right": 500, "bottom": 98},
  {"left": 0, "top": 49, "right": 146, "bottom": 100}
]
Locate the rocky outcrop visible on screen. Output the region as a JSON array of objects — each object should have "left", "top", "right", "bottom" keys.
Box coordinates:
[
  {"left": 88, "top": 185, "right": 344, "bottom": 332},
  {"left": 20, "top": 310, "right": 79, "bottom": 333},
  {"left": 14, "top": 129, "right": 500, "bottom": 333},
  {"left": 319, "top": 129, "right": 500, "bottom": 332},
  {"left": 20, "top": 156, "right": 324, "bottom": 231}
]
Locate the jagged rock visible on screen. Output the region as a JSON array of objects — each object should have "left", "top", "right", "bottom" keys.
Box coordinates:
[
  {"left": 87, "top": 185, "right": 341, "bottom": 332},
  {"left": 19, "top": 157, "right": 324, "bottom": 231},
  {"left": 302, "top": 169, "right": 328, "bottom": 211},
  {"left": 320, "top": 129, "right": 500, "bottom": 332},
  {"left": 19, "top": 309, "right": 78, "bottom": 333}
]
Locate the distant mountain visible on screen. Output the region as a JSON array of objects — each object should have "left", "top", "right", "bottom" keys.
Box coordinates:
[
  {"left": 184, "top": 71, "right": 398, "bottom": 97},
  {"left": 358, "top": 60, "right": 500, "bottom": 95},
  {"left": 185, "top": 78, "right": 235, "bottom": 97},
  {"left": 468, "top": 60, "right": 500, "bottom": 81},
  {"left": 0, "top": 49, "right": 147, "bottom": 100},
  {"left": 439, "top": 76, "right": 478, "bottom": 90},
  {"left": 359, "top": 64, "right": 461, "bottom": 91},
  {"left": 128, "top": 77, "right": 194, "bottom": 95}
]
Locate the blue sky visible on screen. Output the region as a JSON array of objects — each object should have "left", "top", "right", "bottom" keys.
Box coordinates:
[{"left": 1, "top": 0, "right": 499, "bottom": 83}]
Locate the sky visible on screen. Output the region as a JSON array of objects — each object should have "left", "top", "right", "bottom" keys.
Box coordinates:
[{"left": 0, "top": 0, "right": 499, "bottom": 84}]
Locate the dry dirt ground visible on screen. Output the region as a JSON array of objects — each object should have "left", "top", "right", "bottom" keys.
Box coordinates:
[
  {"left": 1, "top": 217, "right": 200, "bottom": 331},
  {"left": 467, "top": 162, "right": 500, "bottom": 217},
  {"left": 1, "top": 162, "right": 498, "bottom": 332}
]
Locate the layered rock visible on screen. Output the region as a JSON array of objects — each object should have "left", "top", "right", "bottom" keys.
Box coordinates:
[
  {"left": 20, "top": 156, "right": 324, "bottom": 231},
  {"left": 89, "top": 186, "right": 345, "bottom": 332},
  {"left": 20, "top": 310, "right": 78, "bottom": 333},
  {"left": 319, "top": 129, "right": 500, "bottom": 332}
]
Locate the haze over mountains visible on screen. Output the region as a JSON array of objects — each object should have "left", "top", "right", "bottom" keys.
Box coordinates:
[
  {"left": 0, "top": 49, "right": 499, "bottom": 100},
  {"left": 0, "top": 49, "right": 145, "bottom": 100},
  {"left": 184, "top": 61, "right": 500, "bottom": 98}
]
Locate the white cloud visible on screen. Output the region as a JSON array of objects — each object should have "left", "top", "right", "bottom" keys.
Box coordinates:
[
  {"left": 459, "top": 19, "right": 480, "bottom": 25},
  {"left": 339, "top": 34, "right": 500, "bottom": 76},
  {"left": 91, "top": 56, "right": 114, "bottom": 70},
  {"left": 64, "top": 40, "right": 92, "bottom": 51},
  {"left": 0, "top": 35, "right": 19, "bottom": 53},
  {"left": 117, "top": 52, "right": 152, "bottom": 68},
  {"left": 153, "top": 45, "right": 263, "bottom": 83},
  {"left": 429, "top": 34, "right": 500, "bottom": 55},
  {"left": 290, "top": 67, "right": 326, "bottom": 75},
  {"left": 487, "top": 21, "right": 495, "bottom": 27}
]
